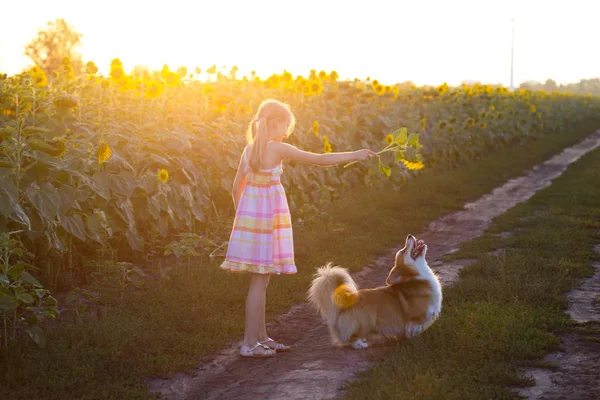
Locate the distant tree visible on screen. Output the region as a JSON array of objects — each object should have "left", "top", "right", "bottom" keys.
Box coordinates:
[
  {"left": 24, "top": 18, "right": 83, "bottom": 76},
  {"left": 543, "top": 79, "right": 558, "bottom": 92},
  {"left": 519, "top": 80, "right": 541, "bottom": 91}
]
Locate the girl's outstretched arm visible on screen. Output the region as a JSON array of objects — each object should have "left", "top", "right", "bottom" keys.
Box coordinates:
[
  {"left": 270, "top": 142, "right": 375, "bottom": 167},
  {"left": 232, "top": 149, "right": 247, "bottom": 210}
]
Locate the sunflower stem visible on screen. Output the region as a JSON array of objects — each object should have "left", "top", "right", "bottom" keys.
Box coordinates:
[{"left": 343, "top": 144, "right": 406, "bottom": 169}]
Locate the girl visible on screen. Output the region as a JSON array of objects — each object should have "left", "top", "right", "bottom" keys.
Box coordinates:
[{"left": 219, "top": 99, "right": 375, "bottom": 358}]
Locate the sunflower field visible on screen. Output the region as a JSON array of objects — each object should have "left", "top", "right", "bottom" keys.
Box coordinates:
[{"left": 0, "top": 58, "right": 599, "bottom": 306}]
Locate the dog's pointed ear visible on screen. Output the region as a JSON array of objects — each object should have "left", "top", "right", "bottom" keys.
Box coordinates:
[{"left": 386, "top": 266, "right": 403, "bottom": 285}]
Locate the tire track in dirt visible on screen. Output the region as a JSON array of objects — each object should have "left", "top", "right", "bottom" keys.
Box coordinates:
[
  {"left": 516, "top": 243, "right": 600, "bottom": 400},
  {"left": 149, "top": 130, "right": 600, "bottom": 400}
]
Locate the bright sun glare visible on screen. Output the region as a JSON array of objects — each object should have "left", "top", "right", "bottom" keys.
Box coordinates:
[{"left": 1, "top": 0, "right": 599, "bottom": 86}]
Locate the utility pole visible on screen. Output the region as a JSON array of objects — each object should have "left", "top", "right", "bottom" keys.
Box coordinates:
[{"left": 510, "top": 19, "right": 515, "bottom": 91}]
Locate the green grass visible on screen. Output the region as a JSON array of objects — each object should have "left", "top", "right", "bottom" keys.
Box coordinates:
[
  {"left": 1, "top": 120, "right": 599, "bottom": 399},
  {"left": 342, "top": 131, "right": 600, "bottom": 399}
]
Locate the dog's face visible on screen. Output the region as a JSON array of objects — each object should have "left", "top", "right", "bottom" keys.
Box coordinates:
[{"left": 386, "top": 235, "right": 427, "bottom": 285}]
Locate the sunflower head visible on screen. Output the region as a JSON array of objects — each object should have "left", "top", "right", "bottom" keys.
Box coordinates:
[
  {"left": 29, "top": 66, "right": 48, "bottom": 87},
  {"left": 111, "top": 58, "right": 123, "bottom": 68},
  {"left": 436, "top": 83, "right": 448, "bottom": 94},
  {"left": 166, "top": 71, "right": 180, "bottom": 87},
  {"left": 401, "top": 159, "right": 425, "bottom": 170},
  {"left": 386, "top": 134, "right": 394, "bottom": 145},
  {"left": 86, "top": 61, "right": 98, "bottom": 75},
  {"left": 310, "top": 80, "right": 323, "bottom": 95},
  {"left": 97, "top": 143, "right": 112, "bottom": 164},
  {"left": 158, "top": 169, "right": 169, "bottom": 183},
  {"left": 110, "top": 66, "right": 125, "bottom": 82}
]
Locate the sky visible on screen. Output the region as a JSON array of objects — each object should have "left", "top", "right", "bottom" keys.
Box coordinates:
[{"left": 0, "top": 0, "right": 598, "bottom": 87}]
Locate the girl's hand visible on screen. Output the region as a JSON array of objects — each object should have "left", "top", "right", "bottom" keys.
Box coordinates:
[{"left": 353, "top": 149, "right": 376, "bottom": 161}]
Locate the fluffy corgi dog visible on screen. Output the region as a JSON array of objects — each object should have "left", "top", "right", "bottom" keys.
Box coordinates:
[{"left": 308, "top": 235, "right": 442, "bottom": 349}]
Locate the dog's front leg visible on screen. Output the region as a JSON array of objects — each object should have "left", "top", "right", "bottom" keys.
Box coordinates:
[{"left": 349, "top": 329, "right": 369, "bottom": 349}]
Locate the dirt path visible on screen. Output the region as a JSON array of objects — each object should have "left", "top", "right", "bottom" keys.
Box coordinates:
[
  {"left": 516, "top": 243, "right": 600, "bottom": 400},
  {"left": 149, "top": 130, "right": 600, "bottom": 400}
]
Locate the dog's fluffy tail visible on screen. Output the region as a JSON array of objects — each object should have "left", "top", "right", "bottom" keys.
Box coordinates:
[{"left": 308, "top": 263, "right": 358, "bottom": 343}]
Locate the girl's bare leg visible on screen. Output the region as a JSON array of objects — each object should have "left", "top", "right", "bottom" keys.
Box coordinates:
[{"left": 243, "top": 274, "right": 271, "bottom": 355}]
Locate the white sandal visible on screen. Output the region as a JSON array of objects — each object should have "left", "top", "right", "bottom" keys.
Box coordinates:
[
  {"left": 259, "top": 337, "right": 291, "bottom": 352},
  {"left": 240, "top": 343, "right": 277, "bottom": 358}
]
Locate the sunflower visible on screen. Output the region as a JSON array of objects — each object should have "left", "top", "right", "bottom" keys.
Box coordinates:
[
  {"left": 158, "top": 169, "right": 169, "bottom": 183},
  {"left": 449, "top": 117, "right": 457, "bottom": 124},
  {"left": 86, "top": 61, "right": 98, "bottom": 75},
  {"left": 29, "top": 66, "right": 48, "bottom": 87},
  {"left": 110, "top": 66, "right": 125, "bottom": 82},
  {"left": 62, "top": 64, "right": 75, "bottom": 80},
  {"left": 401, "top": 159, "right": 425, "bottom": 170},
  {"left": 318, "top": 70, "right": 327, "bottom": 80},
  {"left": 159, "top": 65, "right": 170, "bottom": 80},
  {"left": 166, "top": 71, "right": 180, "bottom": 87},
  {"left": 203, "top": 85, "right": 215, "bottom": 96},
  {"left": 480, "top": 122, "right": 487, "bottom": 129},
  {"left": 448, "top": 126, "right": 455, "bottom": 135},
  {"left": 176, "top": 66, "right": 188, "bottom": 78},
  {"left": 530, "top": 104, "right": 537, "bottom": 113},
  {"left": 101, "top": 79, "right": 110, "bottom": 89},
  {"left": 310, "top": 80, "right": 323, "bottom": 95},
  {"left": 145, "top": 80, "right": 164, "bottom": 99},
  {"left": 282, "top": 70, "right": 293, "bottom": 83},
  {"left": 436, "top": 82, "right": 448, "bottom": 95},
  {"left": 323, "top": 135, "right": 332, "bottom": 153},
  {"left": 438, "top": 120, "right": 447, "bottom": 130},
  {"left": 111, "top": 58, "right": 123, "bottom": 68},
  {"left": 329, "top": 70, "right": 339, "bottom": 81},
  {"left": 385, "top": 134, "right": 394, "bottom": 145},
  {"left": 97, "top": 143, "right": 112, "bottom": 164},
  {"left": 206, "top": 64, "right": 217, "bottom": 74}
]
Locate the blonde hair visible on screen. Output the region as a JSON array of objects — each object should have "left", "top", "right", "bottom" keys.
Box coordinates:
[{"left": 246, "top": 99, "right": 296, "bottom": 172}]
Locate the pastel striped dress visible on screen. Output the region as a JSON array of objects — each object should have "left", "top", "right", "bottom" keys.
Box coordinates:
[{"left": 219, "top": 148, "right": 296, "bottom": 275}]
